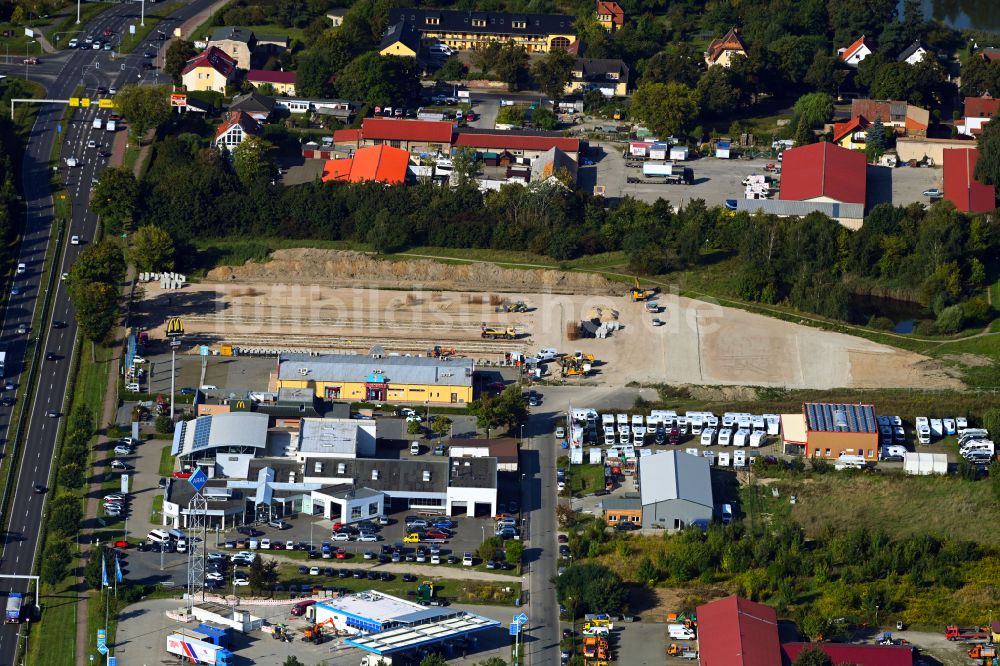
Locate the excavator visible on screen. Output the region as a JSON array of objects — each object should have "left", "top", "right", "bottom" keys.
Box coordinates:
[
  {"left": 303, "top": 618, "right": 336, "bottom": 644},
  {"left": 630, "top": 277, "right": 656, "bottom": 302}
]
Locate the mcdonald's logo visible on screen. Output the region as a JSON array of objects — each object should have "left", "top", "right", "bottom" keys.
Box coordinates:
[
  {"left": 166, "top": 318, "right": 184, "bottom": 337},
  {"left": 235, "top": 401, "right": 246, "bottom": 410}
]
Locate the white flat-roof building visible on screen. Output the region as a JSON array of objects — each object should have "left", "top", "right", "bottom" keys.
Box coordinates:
[
  {"left": 171, "top": 412, "right": 269, "bottom": 461},
  {"left": 294, "top": 417, "right": 376, "bottom": 461}
]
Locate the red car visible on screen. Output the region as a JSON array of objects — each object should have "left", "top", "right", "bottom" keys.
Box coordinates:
[
  {"left": 335, "top": 549, "right": 348, "bottom": 559},
  {"left": 173, "top": 472, "right": 192, "bottom": 478},
  {"left": 425, "top": 530, "right": 449, "bottom": 540},
  {"left": 332, "top": 522, "right": 345, "bottom": 531},
  {"left": 113, "top": 540, "right": 129, "bottom": 548}
]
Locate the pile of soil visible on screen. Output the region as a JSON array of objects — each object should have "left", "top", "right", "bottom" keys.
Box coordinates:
[
  {"left": 206, "top": 249, "right": 622, "bottom": 295},
  {"left": 584, "top": 305, "right": 619, "bottom": 322}
]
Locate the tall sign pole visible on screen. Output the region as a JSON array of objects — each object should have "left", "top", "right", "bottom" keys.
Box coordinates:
[{"left": 166, "top": 318, "right": 183, "bottom": 419}]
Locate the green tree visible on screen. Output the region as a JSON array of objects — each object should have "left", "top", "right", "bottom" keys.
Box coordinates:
[
  {"left": 450, "top": 147, "right": 481, "bottom": 187},
  {"left": 163, "top": 39, "right": 197, "bottom": 84},
  {"left": 232, "top": 134, "right": 273, "bottom": 186},
  {"left": 282, "top": 657, "right": 306, "bottom": 666},
  {"left": 477, "top": 536, "right": 503, "bottom": 563},
  {"left": 90, "top": 167, "right": 138, "bottom": 236},
  {"left": 406, "top": 420, "right": 422, "bottom": 436},
  {"left": 84, "top": 544, "right": 111, "bottom": 590},
  {"left": 155, "top": 415, "right": 174, "bottom": 434},
  {"left": 68, "top": 280, "right": 119, "bottom": 344},
  {"left": 494, "top": 42, "right": 529, "bottom": 91},
  {"left": 430, "top": 415, "right": 452, "bottom": 438},
  {"left": 636, "top": 556, "right": 658, "bottom": 586},
  {"left": 420, "top": 655, "right": 447, "bottom": 666},
  {"left": 434, "top": 56, "right": 467, "bottom": 82},
  {"left": 71, "top": 239, "right": 127, "bottom": 285},
  {"left": 130, "top": 224, "right": 175, "bottom": 272},
  {"left": 496, "top": 105, "right": 525, "bottom": 126},
  {"left": 41, "top": 537, "right": 72, "bottom": 585},
  {"left": 631, "top": 81, "right": 698, "bottom": 138},
  {"left": 983, "top": 409, "right": 1000, "bottom": 442},
  {"left": 115, "top": 85, "right": 172, "bottom": 138},
  {"left": 793, "top": 645, "right": 833, "bottom": 666},
  {"left": 335, "top": 52, "right": 421, "bottom": 106},
  {"left": 10, "top": 6, "right": 24, "bottom": 24},
  {"left": 792, "top": 92, "right": 834, "bottom": 130},
  {"left": 990, "top": 460, "right": 1000, "bottom": 503},
  {"left": 641, "top": 44, "right": 701, "bottom": 87},
  {"left": 530, "top": 106, "right": 557, "bottom": 130},
  {"left": 531, "top": 48, "right": 574, "bottom": 100},
  {"left": 58, "top": 462, "right": 85, "bottom": 489},
  {"left": 793, "top": 116, "right": 813, "bottom": 146},
  {"left": 974, "top": 118, "right": 1000, "bottom": 187},
  {"left": 470, "top": 41, "right": 502, "bottom": 74},
  {"left": 554, "top": 563, "right": 628, "bottom": 616},
  {"left": 504, "top": 540, "right": 524, "bottom": 566},
  {"left": 476, "top": 658, "right": 507, "bottom": 666},
  {"left": 48, "top": 495, "right": 83, "bottom": 537},
  {"left": 865, "top": 116, "right": 887, "bottom": 162}
]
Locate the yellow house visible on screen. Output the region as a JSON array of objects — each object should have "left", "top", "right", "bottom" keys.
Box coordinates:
[
  {"left": 564, "top": 58, "right": 629, "bottom": 97},
  {"left": 379, "top": 20, "right": 421, "bottom": 58},
  {"left": 704, "top": 27, "right": 747, "bottom": 68},
  {"left": 833, "top": 115, "right": 870, "bottom": 151},
  {"left": 595, "top": 0, "right": 624, "bottom": 31},
  {"left": 277, "top": 353, "right": 474, "bottom": 405},
  {"left": 180, "top": 46, "right": 237, "bottom": 93},
  {"left": 382, "top": 8, "right": 576, "bottom": 53},
  {"left": 246, "top": 69, "right": 297, "bottom": 96}
]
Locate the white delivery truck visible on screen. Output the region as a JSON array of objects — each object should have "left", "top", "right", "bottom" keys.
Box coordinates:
[
  {"left": 106, "top": 119, "right": 116, "bottom": 132},
  {"left": 668, "top": 623, "right": 696, "bottom": 640},
  {"left": 93, "top": 117, "right": 102, "bottom": 129},
  {"left": 165, "top": 633, "right": 233, "bottom": 665}
]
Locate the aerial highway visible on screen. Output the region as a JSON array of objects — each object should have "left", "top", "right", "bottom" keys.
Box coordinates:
[{"left": 0, "top": 1, "right": 218, "bottom": 662}]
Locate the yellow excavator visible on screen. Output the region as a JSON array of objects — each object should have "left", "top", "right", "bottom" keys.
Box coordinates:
[{"left": 630, "top": 277, "right": 656, "bottom": 301}]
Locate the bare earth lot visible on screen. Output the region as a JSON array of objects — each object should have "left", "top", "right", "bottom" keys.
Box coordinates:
[{"left": 139, "top": 249, "right": 960, "bottom": 390}]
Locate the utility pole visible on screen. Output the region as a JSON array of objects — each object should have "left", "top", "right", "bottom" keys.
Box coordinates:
[
  {"left": 141, "top": 0, "right": 145, "bottom": 27},
  {"left": 76, "top": 0, "right": 81, "bottom": 24}
]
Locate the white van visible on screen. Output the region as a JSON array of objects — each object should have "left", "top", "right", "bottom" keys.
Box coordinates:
[
  {"left": 92, "top": 117, "right": 102, "bottom": 130},
  {"left": 668, "top": 624, "right": 696, "bottom": 640},
  {"left": 176, "top": 537, "right": 188, "bottom": 553},
  {"left": 410, "top": 441, "right": 421, "bottom": 455},
  {"left": 146, "top": 529, "right": 170, "bottom": 544},
  {"left": 834, "top": 455, "right": 867, "bottom": 470}
]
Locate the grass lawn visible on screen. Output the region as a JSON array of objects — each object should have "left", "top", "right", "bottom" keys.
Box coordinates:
[
  {"left": 563, "top": 464, "right": 605, "bottom": 498},
  {"left": 274, "top": 563, "right": 520, "bottom": 606},
  {"left": 157, "top": 444, "right": 174, "bottom": 477},
  {"left": 191, "top": 16, "right": 304, "bottom": 43},
  {"left": 25, "top": 573, "right": 80, "bottom": 666},
  {"left": 749, "top": 472, "right": 1000, "bottom": 545}
]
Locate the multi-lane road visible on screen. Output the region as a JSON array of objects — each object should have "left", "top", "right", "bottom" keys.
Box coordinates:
[{"left": 0, "top": 1, "right": 217, "bottom": 663}]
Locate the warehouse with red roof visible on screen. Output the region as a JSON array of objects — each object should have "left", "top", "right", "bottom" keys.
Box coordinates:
[
  {"left": 696, "top": 596, "right": 781, "bottom": 666},
  {"left": 943, "top": 148, "right": 996, "bottom": 213},
  {"left": 321, "top": 145, "right": 410, "bottom": 185},
  {"left": 782, "top": 643, "right": 914, "bottom": 666}
]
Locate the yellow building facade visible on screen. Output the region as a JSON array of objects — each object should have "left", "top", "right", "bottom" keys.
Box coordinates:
[
  {"left": 383, "top": 8, "right": 576, "bottom": 53},
  {"left": 277, "top": 353, "right": 474, "bottom": 405}
]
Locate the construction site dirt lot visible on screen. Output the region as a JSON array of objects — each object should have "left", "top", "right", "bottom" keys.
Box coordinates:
[{"left": 138, "top": 249, "right": 961, "bottom": 390}]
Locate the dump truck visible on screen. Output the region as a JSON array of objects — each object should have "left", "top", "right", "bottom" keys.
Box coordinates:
[
  {"left": 583, "top": 636, "right": 609, "bottom": 659},
  {"left": 481, "top": 326, "right": 516, "bottom": 340},
  {"left": 668, "top": 643, "right": 698, "bottom": 659},
  {"left": 166, "top": 633, "right": 234, "bottom": 665},
  {"left": 945, "top": 625, "right": 991, "bottom": 641},
  {"left": 630, "top": 277, "right": 656, "bottom": 301},
  {"left": 969, "top": 644, "right": 998, "bottom": 665}
]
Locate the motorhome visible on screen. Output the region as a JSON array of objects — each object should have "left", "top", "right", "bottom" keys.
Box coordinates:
[
  {"left": 834, "top": 455, "right": 867, "bottom": 470},
  {"left": 733, "top": 429, "right": 749, "bottom": 448},
  {"left": 749, "top": 431, "right": 766, "bottom": 448},
  {"left": 700, "top": 428, "right": 716, "bottom": 447},
  {"left": 717, "top": 428, "right": 732, "bottom": 447}
]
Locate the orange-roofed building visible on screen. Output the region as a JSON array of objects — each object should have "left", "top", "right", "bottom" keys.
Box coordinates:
[
  {"left": 705, "top": 27, "right": 747, "bottom": 68},
  {"left": 214, "top": 111, "right": 262, "bottom": 149},
  {"left": 833, "top": 115, "right": 870, "bottom": 150},
  {"left": 596, "top": 1, "right": 624, "bottom": 31},
  {"left": 322, "top": 145, "right": 410, "bottom": 185},
  {"left": 840, "top": 35, "right": 873, "bottom": 67}
]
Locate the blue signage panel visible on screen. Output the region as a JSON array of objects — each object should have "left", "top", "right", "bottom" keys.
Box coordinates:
[
  {"left": 188, "top": 468, "right": 208, "bottom": 492},
  {"left": 509, "top": 623, "right": 519, "bottom": 636}
]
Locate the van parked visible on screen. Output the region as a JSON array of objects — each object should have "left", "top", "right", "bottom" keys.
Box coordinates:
[
  {"left": 125, "top": 383, "right": 140, "bottom": 392},
  {"left": 720, "top": 503, "right": 733, "bottom": 525},
  {"left": 410, "top": 441, "right": 421, "bottom": 455},
  {"left": 146, "top": 529, "right": 170, "bottom": 544},
  {"left": 167, "top": 528, "right": 185, "bottom": 541},
  {"left": 668, "top": 623, "right": 696, "bottom": 640},
  {"left": 176, "top": 537, "right": 188, "bottom": 553}
]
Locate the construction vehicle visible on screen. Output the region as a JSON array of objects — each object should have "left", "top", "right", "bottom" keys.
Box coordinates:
[
  {"left": 495, "top": 300, "right": 528, "bottom": 313},
  {"left": 668, "top": 643, "right": 698, "bottom": 659},
  {"left": 417, "top": 582, "right": 435, "bottom": 603},
  {"left": 561, "top": 362, "right": 591, "bottom": 378},
  {"left": 303, "top": 618, "right": 335, "bottom": 644},
  {"left": 582, "top": 622, "right": 610, "bottom": 636},
  {"left": 583, "top": 636, "right": 609, "bottom": 660},
  {"left": 271, "top": 624, "right": 291, "bottom": 642},
  {"left": 630, "top": 277, "right": 656, "bottom": 302},
  {"left": 428, "top": 346, "right": 456, "bottom": 358},
  {"left": 945, "top": 625, "right": 991, "bottom": 641},
  {"left": 481, "top": 326, "right": 516, "bottom": 340},
  {"left": 970, "top": 644, "right": 998, "bottom": 664}
]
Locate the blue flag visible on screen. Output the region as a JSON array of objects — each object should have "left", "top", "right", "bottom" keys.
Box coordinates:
[
  {"left": 114, "top": 555, "right": 123, "bottom": 584},
  {"left": 101, "top": 552, "right": 109, "bottom": 588}
]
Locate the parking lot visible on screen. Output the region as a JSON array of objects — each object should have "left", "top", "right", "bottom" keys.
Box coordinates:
[{"left": 587, "top": 142, "right": 939, "bottom": 209}]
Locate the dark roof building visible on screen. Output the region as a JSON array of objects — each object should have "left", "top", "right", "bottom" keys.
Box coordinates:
[
  {"left": 228, "top": 90, "right": 275, "bottom": 120},
  {"left": 697, "top": 596, "right": 782, "bottom": 666},
  {"left": 803, "top": 402, "right": 879, "bottom": 461},
  {"left": 778, "top": 142, "right": 867, "bottom": 206},
  {"left": 943, "top": 148, "right": 997, "bottom": 213},
  {"left": 379, "top": 19, "right": 423, "bottom": 55},
  {"left": 782, "top": 643, "right": 913, "bottom": 666}
]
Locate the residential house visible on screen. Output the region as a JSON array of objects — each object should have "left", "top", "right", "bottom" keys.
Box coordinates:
[
  {"left": 275, "top": 97, "right": 356, "bottom": 123},
  {"left": 601, "top": 496, "right": 641, "bottom": 527},
  {"left": 595, "top": 0, "right": 624, "bottom": 31},
  {"left": 321, "top": 145, "right": 411, "bottom": 185},
  {"left": 565, "top": 57, "right": 629, "bottom": 97},
  {"left": 943, "top": 148, "right": 997, "bottom": 213},
  {"left": 956, "top": 95, "right": 1000, "bottom": 136},
  {"left": 530, "top": 146, "right": 578, "bottom": 184},
  {"left": 781, "top": 644, "right": 914, "bottom": 666},
  {"left": 380, "top": 8, "right": 577, "bottom": 53},
  {"left": 214, "top": 110, "right": 262, "bottom": 149},
  {"left": 833, "top": 115, "right": 870, "bottom": 150},
  {"left": 979, "top": 46, "right": 1000, "bottom": 63},
  {"left": 850, "top": 99, "right": 929, "bottom": 137},
  {"left": 345, "top": 118, "right": 454, "bottom": 154},
  {"left": 327, "top": 8, "right": 347, "bottom": 27},
  {"left": 181, "top": 46, "right": 237, "bottom": 93},
  {"left": 897, "top": 40, "right": 930, "bottom": 65},
  {"left": 228, "top": 90, "right": 275, "bottom": 121},
  {"left": 378, "top": 20, "right": 423, "bottom": 58},
  {"left": 637, "top": 451, "right": 713, "bottom": 530},
  {"left": 246, "top": 69, "right": 296, "bottom": 96},
  {"left": 704, "top": 27, "right": 747, "bottom": 68},
  {"left": 207, "top": 26, "right": 288, "bottom": 70},
  {"left": 839, "top": 35, "right": 873, "bottom": 68}
]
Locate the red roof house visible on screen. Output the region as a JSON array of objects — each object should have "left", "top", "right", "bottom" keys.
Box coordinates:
[
  {"left": 181, "top": 46, "right": 237, "bottom": 78},
  {"left": 246, "top": 69, "right": 297, "bottom": 94},
  {"left": 697, "top": 596, "right": 781, "bottom": 666},
  {"left": 964, "top": 95, "right": 1000, "bottom": 119},
  {"left": 779, "top": 142, "right": 867, "bottom": 205},
  {"left": 321, "top": 145, "right": 409, "bottom": 185},
  {"left": 360, "top": 118, "right": 454, "bottom": 148},
  {"left": 782, "top": 643, "right": 913, "bottom": 666},
  {"left": 454, "top": 132, "right": 580, "bottom": 156},
  {"left": 833, "top": 115, "right": 870, "bottom": 144},
  {"left": 596, "top": 0, "right": 625, "bottom": 29},
  {"left": 840, "top": 35, "right": 873, "bottom": 67},
  {"left": 943, "top": 148, "right": 997, "bottom": 213},
  {"left": 214, "top": 111, "right": 262, "bottom": 148}
]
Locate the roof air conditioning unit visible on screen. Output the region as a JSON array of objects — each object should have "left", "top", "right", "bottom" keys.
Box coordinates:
[
  {"left": 298, "top": 367, "right": 309, "bottom": 376},
  {"left": 422, "top": 471, "right": 431, "bottom": 482}
]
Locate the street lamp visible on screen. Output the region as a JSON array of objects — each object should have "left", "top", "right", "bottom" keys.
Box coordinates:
[
  {"left": 875, "top": 604, "right": 880, "bottom": 628},
  {"left": 520, "top": 425, "right": 524, "bottom": 445}
]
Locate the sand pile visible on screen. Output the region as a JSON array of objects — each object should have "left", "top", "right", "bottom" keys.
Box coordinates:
[
  {"left": 207, "top": 249, "right": 622, "bottom": 295},
  {"left": 585, "top": 305, "right": 619, "bottom": 321}
]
